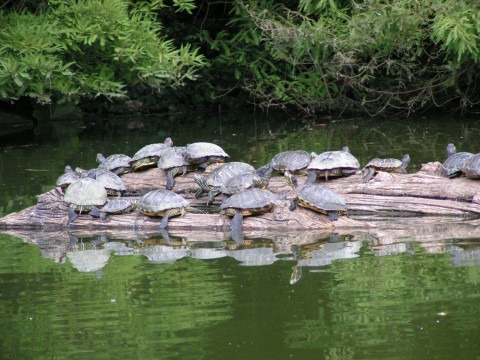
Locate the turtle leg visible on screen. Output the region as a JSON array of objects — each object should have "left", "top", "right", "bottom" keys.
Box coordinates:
[
  {"left": 306, "top": 170, "right": 317, "bottom": 184},
  {"left": 327, "top": 211, "right": 339, "bottom": 221},
  {"left": 159, "top": 214, "right": 170, "bottom": 229},
  {"left": 362, "top": 167, "right": 376, "bottom": 183},
  {"left": 181, "top": 165, "right": 188, "bottom": 176},
  {"left": 324, "top": 170, "right": 330, "bottom": 181},
  {"left": 289, "top": 198, "right": 298, "bottom": 211},
  {"left": 67, "top": 208, "right": 78, "bottom": 226},
  {"left": 230, "top": 210, "right": 244, "bottom": 245},
  {"left": 166, "top": 170, "right": 175, "bottom": 190},
  {"left": 194, "top": 175, "right": 208, "bottom": 198},
  {"left": 160, "top": 228, "right": 171, "bottom": 244},
  {"left": 207, "top": 189, "right": 220, "bottom": 206}
]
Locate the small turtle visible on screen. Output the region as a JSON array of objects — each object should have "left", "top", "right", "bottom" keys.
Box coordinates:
[
  {"left": 91, "top": 198, "right": 135, "bottom": 220},
  {"left": 64, "top": 178, "right": 107, "bottom": 225},
  {"left": 56, "top": 165, "right": 80, "bottom": 190},
  {"left": 157, "top": 146, "right": 192, "bottom": 190},
  {"left": 91, "top": 169, "right": 126, "bottom": 196},
  {"left": 220, "top": 188, "right": 286, "bottom": 241},
  {"left": 219, "top": 165, "right": 272, "bottom": 201},
  {"left": 307, "top": 146, "right": 360, "bottom": 182},
  {"left": 194, "top": 162, "right": 255, "bottom": 204},
  {"left": 129, "top": 137, "right": 173, "bottom": 171},
  {"left": 285, "top": 172, "right": 347, "bottom": 221},
  {"left": 97, "top": 153, "right": 132, "bottom": 175},
  {"left": 136, "top": 189, "right": 204, "bottom": 229},
  {"left": 362, "top": 154, "right": 410, "bottom": 182},
  {"left": 462, "top": 153, "right": 480, "bottom": 179},
  {"left": 183, "top": 142, "right": 229, "bottom": 166},
  {"left": 270, "top": 150, "right": 316, "bottom": 175},
  {"left": 441, "top": 143, "right": 473, "bottom": 178}
]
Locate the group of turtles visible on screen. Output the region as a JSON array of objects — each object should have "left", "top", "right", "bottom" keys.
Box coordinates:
[{"left": 56, "top": 137, "right": 419, "bottom": 239}]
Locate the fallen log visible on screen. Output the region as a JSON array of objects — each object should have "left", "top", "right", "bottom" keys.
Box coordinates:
[{"left": 1, "top": 162, "right": 480, "bottom": 232}]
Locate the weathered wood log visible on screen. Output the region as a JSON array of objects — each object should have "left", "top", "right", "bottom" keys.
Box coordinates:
[{"left": 2, "top": 162, "right": 480, "bottom": 232}]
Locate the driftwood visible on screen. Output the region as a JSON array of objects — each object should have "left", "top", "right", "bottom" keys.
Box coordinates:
[{"left": 2, "top": 162, "right": 480, "bottom": 233}]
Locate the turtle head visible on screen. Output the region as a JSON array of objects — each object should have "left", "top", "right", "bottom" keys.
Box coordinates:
[
  {"left": 252, "top": 175, "right": 269, "bottom": 189},
  {"left": 402, "top": 154, "right": 411, "bottom": 167},
  {"left": 255, "top": 163, "right": 273, "bottom": 179},
  {"left": 96, "top": 153, "right": 106, "bottom": 164},
  {"left": 164, "top": 137, "right": 173, "bottom": 148},
  {"left": 446, "top": 143, "right": 456, "bottom": 157},
  {"left": 284, "top": 171, "right": 298, "bottom": 189},
  {"left": 341, "top": 146, "right": 350, "bottom": 153}
]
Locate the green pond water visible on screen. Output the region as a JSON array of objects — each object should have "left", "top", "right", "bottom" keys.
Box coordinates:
[{"left": 1, "top": 112, "right": 480, "bottom": 359}]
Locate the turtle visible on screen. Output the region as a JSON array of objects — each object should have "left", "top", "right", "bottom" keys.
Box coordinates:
[
  {"left": 96, "top": 153, "right": 132, "bottom": 175},
  {"left": 136, "top": 189, "right": 204, "bottom": 229},
  {"left": 56, "top": 165, "right": 80, "bottom": 190},
  {"left": 90, "top": 198, "right": 135, "bottom": 220},
  {"left": 285, "top": 171, "right": 347, "bottom": 221},
  {"left": 64, "top": 178, "right": 108, "bottom": 226},
  {"left": 219, "top": 165, "right": 272, "bottom": 201},
  {"left": 129, "top": 137, "right": 173, "bottom": 171},
  {"left": 183, "top": 142, "right": 229, "bottom": 166},
  {"left": 194, "top": 162, "right": 255, "bottom": 205},
  {"left": 462, "top": 153, "right": 480, "bottom": 179},
  {"left": 307, "top": 146, "right": 360, "bottom": 182},
  {"left": 270, "top": 150, "right": 316, "bottom": 175},
  {"left": 220, "top": 188, "right": 287, "bottom": 242},
  {"left": 441, "top": 143, "right": 474, "bottom": 178},
  {"left": 157, "top": 146, "right": 192, "bottom": 190},
  {"left": 361, "top": 154, "right": 410, "bottom": 183},
  {"left": 90, "top": 169, "right": 126, "bottom": 196}
]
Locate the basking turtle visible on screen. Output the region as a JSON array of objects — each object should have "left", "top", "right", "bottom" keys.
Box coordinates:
[
  {"left": 194, "top": 162, "right": 255, "bottom": 205},
  {"left": 91, "top": 198, "right": 135, "bottom": 220},
  {"left": 219, "top": 164, "right": 272, "bottom": 201},
  {"left": 462, "top": 153, "right": 480, "bottom": 179},
  {"left": 56, "top": 165, "right": 80, "bottom": 190},
  {"left": 64, "top": 178, "right": 107, "bottom": 225},
  {"left": 270, "top": 150, "right": 315, "bottom": 175},
  {"left": 91, "top": 169, "right": 126, "bottom": 196},
  {"left": 362, "top": 154, "right": 410, "bottom": 182},
  {"left": 129, "top": 137, "right": 173, "bottom": 171},
  {"left": 97, "top": 153, "right": 132, "bottom": 175},
  {"left": 220, "top": 188, "right": 286, "bottom": 241},
  {"left": 441, "top": 143, "right": 473, "bottom": 178},
  {"left": 285, "top": 172, "right": 347, "bottom": 221},
  {"left": 183, "top": 142, "right": 229, "bottom": 166},
  {"left": 157, "top": 146, "right": 192, "bottom": 190},
  {"left": 136, "top": 189, "right": 204, "bottom": 229},
  {"left": 307, "top": 146, "right": 360, "bottom": 182}
]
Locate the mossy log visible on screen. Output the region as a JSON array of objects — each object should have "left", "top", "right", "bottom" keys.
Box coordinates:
[{"left": 1, "top": 161, "right": 480, "bottom": 233}]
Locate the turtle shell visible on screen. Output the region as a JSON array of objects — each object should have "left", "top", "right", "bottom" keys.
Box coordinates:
[
  {"left": 64, "top": 178, "right": 107, "bottom": 207},
  {"left": 94, "top": 169, "right": 126, "bottom": 194},
  {"left": 270, "top": 150, "right": 312, "bottom": 173},
  {"left": 293, "top": 183, "right": 347, "bottom": 215},
  {"left": 441, "top": 145, "right": 473, "bottom": 178},
  {"left": 205, "top": 162, "right": 255, "bottom": 188},
  {"left": 56, "top": 166, "right": 80, "bottom": 189},
  {"left": 102, "top": 198, "right": 133, "bottom": 214},
  {"left": 220, "top": 188, "right": 279, "bottom": 216},
  {"left": 97, "top": 153, "right": 132, "bottom": 175},
  {"left": 158, "top": 147, "right": 189, "bottom": 170},
  {"left": 220, "top": 172, "right": 267, "bottom": 196},
  {"left": 462, "top": 154, "right": 480, "bottom": 179},
  {"left": 307, "top": 147, "right": 359, "bottom": 179},
  {"left": 364, "top": 158, "right": 403, "bottom": 171},
  {"left": 184, "top": 142, "right": 229, "bottom": 164},
  {"left": 137, "top": 189, "right": 189, "bottom": 216},
  {"left": 129, "top": 138, "right": 173, "bottom": 170}
]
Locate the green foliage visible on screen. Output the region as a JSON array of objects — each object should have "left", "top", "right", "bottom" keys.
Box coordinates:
[{"left": 0, "top": 0, "right": 205, "bottom": 105}]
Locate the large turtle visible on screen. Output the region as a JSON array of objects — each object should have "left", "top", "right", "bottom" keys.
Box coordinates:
[
  {"left": 183, "top": 142, "right": 229, "bottom": 166},
  {"left": 97, "top": 153, "right": 132, "bottom": 175},
  {"left": 220, "top": 188, "right": 286, "bottom": 241},
  {"left": 157, "top": 146, "right": 192, "bottom": 190},
  {"left": 56, "top": 165, "right": 80, "bottom": 190},
  {"left": 462, "top": 153, "right": 480, "bottom": 179},
  {"left": 129, "top": 137, "right": 173, "bottom": 171},
  {"left": 194, "top": 162, "right": 255, "bottom": 204},
  {"left": 64, "top": 178, "right": 107, "bottom": 226},
  {"left": 307, "top": 146, "right": 360, "bottom": 182},
  {"left": 136, "top": 189, "right": 204, "bottom": 229},
  {"left": 285, "top": 172, "right": 347, "bottom": 221},
  {"left": 441, "top": 143, "right": 473, "bottom": 178},
  {"left": 270, "top": 150, "right": 315, "bottom": 175},
  {"left": 361, "top": 154, "right": 410, "bottom": 182}
]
